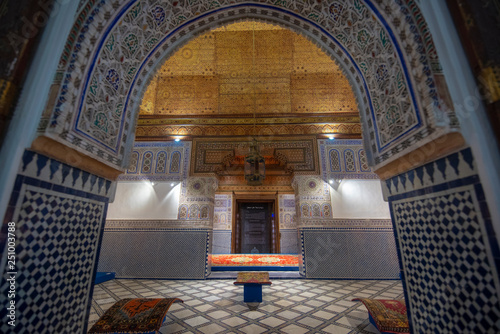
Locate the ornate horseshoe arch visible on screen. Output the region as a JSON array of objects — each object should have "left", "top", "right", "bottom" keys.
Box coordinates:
[{"left": 41, "top": 0, "right": 458, "bottom": 177}]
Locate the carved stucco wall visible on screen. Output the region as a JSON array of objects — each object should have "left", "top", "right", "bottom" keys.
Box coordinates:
[
  {"left": 292, "top": 175, "right": 333, "bottom": 223},
  {"left": 319, "top": 139, "right": 378, "bottom": 180},
  {"left": 118, "top": 140, "right": 191, "bottom": 181}
]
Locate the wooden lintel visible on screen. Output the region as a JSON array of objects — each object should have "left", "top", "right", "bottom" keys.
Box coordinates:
[
  {"left": 31, "top": 136, "right": 123, "bottom": 181},
  {"left": 374, "top": 132, "right": 467, "bottom": 180}
]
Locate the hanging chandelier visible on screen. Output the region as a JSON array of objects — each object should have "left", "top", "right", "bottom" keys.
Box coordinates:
[
  {"left": 245, "top": 138, "right": 265, "bottom": 186},
  {"left": 244, "top": 23, "right": 265, "bottom": 186}
]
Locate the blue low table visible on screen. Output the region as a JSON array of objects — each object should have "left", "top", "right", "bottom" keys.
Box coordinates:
[
  {"left": 234, "top": 272, "right": 272, "bottom": 304},
  {"left": 95, "top": 272, "right": 115, "bottom": 284}
]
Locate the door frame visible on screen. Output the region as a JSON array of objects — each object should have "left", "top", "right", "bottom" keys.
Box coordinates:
[{"left": 231, "top": 193, "right": 280, "bottom": 253}]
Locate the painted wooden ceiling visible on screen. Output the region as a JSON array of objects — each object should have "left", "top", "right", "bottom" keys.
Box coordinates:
[{"left": 136, "top": 21, "right": 361, "bottom": 139}]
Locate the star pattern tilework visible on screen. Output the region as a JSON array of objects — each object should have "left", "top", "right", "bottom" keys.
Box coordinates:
[{"left": 88, "top": 279, "right": 404, "bottom": 333}]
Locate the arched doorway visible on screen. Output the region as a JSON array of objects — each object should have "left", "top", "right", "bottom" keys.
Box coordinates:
[{"left": 1, "top": 1, "right": 499, "bottom": 333}]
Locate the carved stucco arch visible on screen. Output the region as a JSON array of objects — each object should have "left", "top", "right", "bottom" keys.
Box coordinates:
[{"left": 43, "top": 0, "right": 458, "bottom": 177}]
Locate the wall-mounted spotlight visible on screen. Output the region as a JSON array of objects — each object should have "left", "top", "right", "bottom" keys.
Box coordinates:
[
  {"left": 329, "top": 178, "right": 342, "bottom": 191},
  {"left": 170, "top": 183, "right": 175, "bottom": 187},
  {"left": 174, "top": 138, "right": 180, "bottom": 142},
  {"left": 328, "top": 135, "right": 335, "bottom": 140}
]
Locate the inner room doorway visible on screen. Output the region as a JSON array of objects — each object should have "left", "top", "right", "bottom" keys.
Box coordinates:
[{"left": 233, "top": 199, "right": 279, "bottom": 254}]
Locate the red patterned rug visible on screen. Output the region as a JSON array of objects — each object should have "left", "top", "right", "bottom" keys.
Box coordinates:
[
  {"left": 89, "top": 298, "right": 182, "bottom": 334},
  {"left": 352, "top": 298, "right": 409, "bottom": 334},
  {"left": 212, "top": 254, "right": 299, "bottom": 271}
]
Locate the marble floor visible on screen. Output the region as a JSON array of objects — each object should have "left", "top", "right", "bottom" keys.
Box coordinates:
[{"left": 88, "top": 278, "right": 404, "bottom": 333}]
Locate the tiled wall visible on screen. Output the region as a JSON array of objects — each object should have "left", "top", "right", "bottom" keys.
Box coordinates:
[
  {"left": 212, "top": 230, "right": 232, "bottom": 254},
  {"left": 280, "top": 230, "right": 299, "bottom": 254},
  {"left": 214, "top": 194, "right": 232, "bottom": 230},
  {"left": 212, "top": 194, "right": 232, "bottom": 254},
  {"left": 384, "top": 148, "right": 500, "bottom": 333},
  {"left": 97, "top": 221, "right": 211, "bottom": 279},
  {"left": 278, "top": 194, "right": 299, "bottom": 254},
  {"left": 0, "top": 151, "right": 114, "bottom": 334},
  {"left": 299, "top": 220, "right": 398, "bottom": 279}
]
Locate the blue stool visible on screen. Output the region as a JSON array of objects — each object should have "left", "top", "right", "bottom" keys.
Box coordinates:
[{"left": 234, "top": 272, "right": 272, "bottom": 308}]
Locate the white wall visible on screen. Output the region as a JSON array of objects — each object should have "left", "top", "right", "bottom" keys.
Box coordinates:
[
  {"left": 106, "top": 182, "right": 181, "bottom": 220},
  {"left": 330, "top": 180, "right": 390, "bottom": 219}
]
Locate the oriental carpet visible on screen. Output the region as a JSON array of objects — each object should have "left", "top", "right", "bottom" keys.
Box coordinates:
[{"left": 211, "top": 254, "right": 299, "bottom": 271}]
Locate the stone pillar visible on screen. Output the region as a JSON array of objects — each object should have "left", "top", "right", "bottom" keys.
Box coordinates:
[
  {"left": 0, "top": 150, "right": 115, "bottom": 333},
  {"left": 383, "top": 148, "right": 500, "bottom": 333},
  {"left": 178, "top": 176, "right": 219, "bottom": 277},
  {"left": 213, "top": 193, "right": 234, "bottom": 254},
  {"left": 292, "top": 175, "right": 333, "bottom": 276}
]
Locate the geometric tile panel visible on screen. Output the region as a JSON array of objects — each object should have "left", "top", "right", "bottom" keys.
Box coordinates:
[
  {"left": 212, "top": 230, "right": 232, "bottom": 254},
  {"left": 214, "top": 194, "right": 232, "bottom": 231},
  {"left": 391, "top": 187, "right": 500, "bottom": 333},
  {"left": 88, "top": 278, "right": 406, "bottom": 333},
  {"left": 297, "top": 219, "right": 393, "bottom": 229},
  {"left": 382, "top": 147, "right": 477, "bottom": 199},
  {"left": 301, "top": 228, "right": 400, "bottom": 279},
  {"left": 118, "top": 141, "right": 191, "bottom": 181},
  {"left": 178, "top": 177, "right": 218, "bottom": 221},
  {"left": 16, "top": 150, "right": 115, "bottom": 199},
  {"left": 0, "top": 151, "right": 111, "bottom": 334},
  {"left": 318, "top": 139, "right": 379, "bottom": 180},
  {"left": 279, "top": 194, "right": 297, "bottom": 229},
  {"left": 386, "top": 147, "right": 500, "bottom": 333},
  {"left": 280, "top": 229, "right": 299, "bottom": 254},
  {"left": 97, "top": 229, "right": 210, "bottom": 279}
]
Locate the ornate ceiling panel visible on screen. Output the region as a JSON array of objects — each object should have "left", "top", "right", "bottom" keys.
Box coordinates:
[
  {"left": 190, "top": 137, "right": 319, "bottom": 178},
  {"left": 137, "top": 21, "right": 359, "bottom": 138}
]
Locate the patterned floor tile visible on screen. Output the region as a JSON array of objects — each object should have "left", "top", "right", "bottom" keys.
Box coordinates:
[
  {"left": 297, "top": 317, "right": 324, "bottom": 328},
  {"left": 259, "top": 316, "right": 286, "bottom": 327},
  {"left": 88, "top": 279, "right": 404, "bottom": 333},
  {"left": 276, "top": 310, "right": 302, "bottom": 320},
  {"left": 222, "top": 316, "right": 248, "bottom": 327},
  {"left": 322, "top": 324, "right": 352, "bottom": 334},
  {"left": 199, "top": 323, "right": 227, "bottom": 334},
  {"left": 239, "top": 324, "right": 268, "bottom": 334},
  {"left": 207, "top": 310, "right": 231, "bottom": 319},
  {"left": 183, "top": 315, "right": 211, "bottom": 327},
  {"left": 281, "top": 324, "right": 309, "bottom": 334},
  {"left": 242, "top": 311, "right": 267, "bottom": 320}
]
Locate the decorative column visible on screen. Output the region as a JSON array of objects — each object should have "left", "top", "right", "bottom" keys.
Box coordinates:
[
  {"left": 213, "top": 193, "right": 234, "bottom": 254},
  {"left": 292, "top": 175, "right": 333, "bottom": 276},
  {"left": 0, "top": 151, "right": 115, "bottom": 333},
  {"left": 178, "top": 176, "right": 219, "bottom": 277},
  {"left": 382, "top": 148, "right": 500, "bottom": 333}
]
